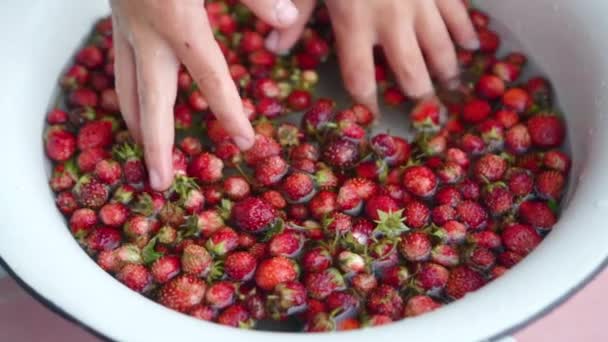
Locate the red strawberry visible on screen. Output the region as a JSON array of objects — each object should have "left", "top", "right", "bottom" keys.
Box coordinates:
[
  {"left": 446, "top": 148, "right": 470, "bottom": 168},
  {"left": 271, "top": 281, "right": 307, "bottom": 316},
  {"left": 189, "top": 305, "right": 216, "bottom": 321},
  {"left": 309, "top": 191, "right": 337, "bottom": 220},
  {"left": 431, "top": 204, "right": 456, "bottom": 226},
  {"left": 158, "top": 275, "right": 207, "bottom": 312},
  {"left": 76, "top": 45, "right": 103, "bottom": 68},
  {"left": 269, "top": 231, "right": 305, "bottom": 257},
  {"left": 205, "top": 281, "right": 236, "bottom": 310},
  {"left": 468, "top": 230, "right": 502, "bottom": 250},
  {"left": 474, "top": 154, "right": 506, "bottom": 182},
  {"left": 223, "top": 176, "right": 250, "bottom": 201},
  {"left": 179, "top": 136, "right": 203, "bottom": 157},
  {"left": 188, "top": 152, "right": 224, "bottom": 184},
  {"left": 287, "top": 89, "right": 312, "bottom": 111},
  {"left": 255, "top": 256, "right": 299, "bottom": 291},
  {"left": 366, "top": 284, "right": 403, "bottom": 319},
  {"left": 302, "top": 247, "right": 332, "bottom": 273},
  {"left": 352, "top": 104, "right": 374, "bottom": 126},
  {"left": 519, "top": 200, "right": 557, "bottom": 230},
  {"left": 225, "top": 251, "right": 257, "bottom": 281},
  {"left": 466, "top": 246, "right": 496, "bottom": 270},
  {"left": 113, "top": 143, "right": 145, "bottom": 184},
  {"left": 415, "top": 262, "right": 449, "bottom": 293},
  {"left": 506, "top": 168, "right": 534, "bottom": 196},
  {"left": 435, "top": 186, "right": 463, "bottom": 207},
  {"left": 383, "top": 86, "right": 407, "bottom": 106},
  {"left": 478, "top": 29, "right": 500, "bottom": 53},
  {"left": 399, "top": 232, "right": 432, "bottom": 261},
  {"left": 47, "top": 108, "right": 69, "bottom": 125},
  {"left": 61, "top": 64, "right": 89, "bottom": 89},
  {"left": 492, "top": 61, "right": 521, "bottom": 82},
  {"left": 290, "top": 143, "right": 319, "bottom": 161},
  {"left": 77, "top": 120, "right": 113, "bottom": 150},
  {"left": 410, "top": 97, "right": 443, "bottom": 131},
  {"left": 243, "top": 135, "right": 281, "bottom": 166},
  {"left": 365, "top": 195, "right": 399, "bottom": 221},
  {"left": 123, "top": 215, "right": 153, "bottom": 239},
  {"left": 254, "top": 155, "right": 288, "bottom": 186},
  {"left": 404, "top": 295, "right": 442, "bottom": 317},
  {"left": 305, "top": 268, "right": 346, "bottom": 300},
  {"left": 74, "top": 175, "right": 109, "bottom": 209},
  {"left": 476, "top": 74, "right": 505, "bottom": 99},
  {"left": 527, "top": 114, "right": 566, "bottom": 148},
  {"left": 50, "top": 162, "right": 78, "bottom": 192},
  {"left": 99, "top": 202, "right": 129, "bottom": 227},
  {"left": 261, "top": 190, "right": 287, "bottom": 209},
  {"left": 281, "top": 172, "right": 315, "bottom": 203},
  {"left": 322, "top": 138, "right": 360, "bottom": 169},
  {"left": 151, "top": 255, "right": 181, "bottom": 284},
  {"left": 86, "top": 226, "right": 121, "bottom": 252},
  {"left": 456, "top": 200, "right": 488, "bottom": 229},
  {"left": 181, "top": 244, "right": 213, "bottom": 276},
  {"left": 77, "top": 147, "right": 110, "bottom": 173},
  {"left": 458, "top": 179, "right": 481, "bottom": 200},
  {"left": 502, "top": 88, "right": 531, "bottom": 113},
  {"left": 351, "top": 273, "right": 378, "bottom": 295},
  {"left": 505, "top": 52, "right": 528, "bottom": 66},
  {"left": 45, "top": 126, "right": 76, "bottom": 162},
  {"left": 501, "top": 223, "right": 542, "bottom": 256},
  {"left": 69, "top": 88, "right": 98, "bottom": 108},
  {"left": 217, "top": 304, "right": 253, "bottom": 328},
  {"left": 526, "top": 76, "right": 552, "bottom": 108},
  {"left": 483, "top": 184, "right": 514, "bottom": 215},
  {"left": 536, "top": 170, "right": 565, "bottom": 200},
  {"left": 505, "top": 123, "right": 531, "bottom": 154},
  {"left": 257, "top": 98, "right": 283, "bottom": 118},
  {"left": 69, "top": 208, "right": 98, "bottom": 236},
  {"left": 117, "top": 263, "right": 151, "bottom": 292},
  {"left": 445, "top": 266, "right": 485, "bottom": 299},
  {"left": 460, "top": 133, "right": 485, "bottom": 155},
  {"left": 495, "top": 109, "right": 520, "bottom": 129},
  {"left": 431, "top": 244, "right": 460, "bottom": 267},
  {"left": 301, "top": 98, "right": 335, "bottom": 135},
  {"left": 462, "top": 98, "right": 491, "bottom": 124},
  {"left": 56, "top": 191, "right": 78, "bottom": 215},
  {"left": 402, "top": 165, "right": 437, "bottom": 198},
  {"left": 434, "top": 220, "right": 467, "bottom": 244},
  {"left": 94, "top": 159, "right": 121, "bottom": 185},
  {"left": 232, "top": 197, "right": 277, "bottom": 233},
  {"left": 174, "top": 103, "right": 193, "bottom": 129},
  {"left": 543, "top": 150, "right": 571, "bottom": 173},
  {"left": 404, "top": 200, "right": 430, "bottom": 228},
  {"left": 206, "top": 227, "right": 239, "bottom": 256}
]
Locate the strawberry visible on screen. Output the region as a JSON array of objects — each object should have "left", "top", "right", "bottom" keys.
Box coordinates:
[
  {"left": 123, "top": 215, "right": 153, "bottom": 239},
  {"left": 402, "top": 165, "right": 437, "bottom": 198},
  {"left": 205, "top": 281, "right": 236, "bottom": 310},
  {"left": 501, "top": 223, "right": 542, "bottom": 256},
  {"left": 305, "top": 312, "right": 336, "bottom": 332},
  {"left": 45, "top": 126, "right": 77, "bottom": 162},
  {"left": 225, "top": 251, "right": 257, "bottom": 281},
  {"left": 431, "top": 204, "right": 456, "bottom": 226},
  {"left": 117, "top": 263, "right": 151, "bottom": 292},
  {"left": 445, "top": 266, "right": 485, "bottom": 299},
  {"left": 261, "top": 190, "right": 287, "bottom": 209},
  {"left": 56, "top": 191, "right": 78, "bottom": 215},
  {"left": 245, "top": 294, "right": 266, "bottom": 320},
  {"left": 232, "top": 197, "right": 277, "bottom": 233},
  {"left": 61, "top": 64, "right": 89, "bottom": 89},
  {"left": 257, "top": 98, "right": 283, "bottom": 118},
  {"left": 536, "top": 170, "right": 565, "bottom": 200},
  {"left": 206, "top": 227, "right": 239, "bottom": 256},
  {"left": 113, "top": 143, "right": 145, "bottom": 184},
  {"left": 290, "top": 143, "right": 319, "bottom": 161},
  {"left": 498, "top": 251, "right": 523, "bottom": 268},
  {"left": 243, "top": 135, "right": 281, "bottom": 166},
  {"left": 543, "top": 150, "right": 571, "bottom": 173},
  {"left": 77, "top": 120, "right": 113, "bottom": 150},
  {"left": 86, "top": 226, "right": 122, "bottom": 252},
  {"left": 502, "top": 88, "right": 531, "bottom": 113},
  {"left": 460, "top": 133, "right": 485, "bottom": 155},
  {"left": 174, "top": 104, "right": 193, "bottom": 129},
  {"left": 431, "top": 244, "right": 460, "bottom": 267},
  {"left": 462, "top": 98, "right": 491, "bottom": 124},
  {"left": 505, "top": 123, "right": 531, "bottom": 154},
  {"left": 305, "top": 268, "right": 346, "bottom": 299},
  {"left": 495, "top": 109, "right": 520, "bottom": 129},
  {"left": 47, "top": 108, "right": 69, "bottom": 125},
  {"left": 322, "top": 138, "right": 360, "bottom": 169},
  {"left": 404, "top": 295, "right": 442, "bottom": 317},
  {"left": 94, "top": 159, "right": 121, "bottom": 185},
  {"left": 492, "top": 61, "right": 521, "bottom": 82},
  {"left": 69, "top": 88, "right": 98, "bottom": 108},
  {"left": 519, "top": 200, "right": 557, "bottom": 230},
  {"left": 400, "top": 232, "right": 431, "bottom": 261},
  {"left": 179, "top": 136, "right": 203, "bottom": 157},
  {"left": 254, "top": 155, "right": 288, "bottom": 186},
  {"left": 415, "top": 262, "right": 449, "bottom": 293},
  {"left": 446, "top": 148, "right": 470, "bottom": 168},
  {"left": 468, "top": 230, "right": 502, "bottom": 250},
  {"left": 410, "top": 97, "right": 443, "bottom": 131},
  {"left": 77, "top": 147, "right": 110, "bottom": 173},
  {"left": 337, "top": 251, "right": 366, "bottom": 274},
  {"left": 436, "top": 162, "right": 465, "bottom": 184},
  {"left": 189, "top": 305, "right": 216, "bottom": 321},
  {"left": 404, "top": 200, "right": 430, "bottom": 228},
  {"left": 474, "top": 154, "right": 506, "bottom": 182},
  {"left": 489, "top": 266, "right": 508, "bottom": 280},
  {"left": 281, "top": 172, "right": 315, "bottom": 203},
  {"left": 506, "top": 168, "right": 534, "bottom": 196},
  {"left": 476, "top": 74, "right": 505, "bottom": 99},
  {"left": 434, "top": 220, "right": 467, "bottom": 244},
  {"left": 527, "top": 114, "right": 566, "bottom": 148},
  {"left": 158, "top": 275, "right": 207, "bottom": 312},
  {"left": 366, "top": 284, "right": 404, "bottom": 319},
  {"left": 302, "top": 247, "right": 332, "bottom": 273},
  {"left": 69, "top": 208, "right": 98, "bottom": 236},
  {"left": 74, "top": 175, "right": 109, "bottom": 209},
  {"left": 383, "top": 86, "right": 407, "bottom": 106},
  {"left": 458, "top": 179, "right": 481, "bottom": 200},
  {"left": 188, "top": 152, "right": 224, "bottom": 184},
  {"left": 287, "top": 90, "right": 312, "bottom": 111},
  {"left": 223, "top": 176, "right": 250, "bottom": 201},
  {"left": 478, "top": 29, "right": 500, "bottom": 53},
  {"left": 526, "top": 76, "right": 552, "bottom": 108},
  {"left": 50, "top": 161, "right": 79, "bottom": 192},
  {"left": 181, "top": 244, "right": 213, "bottom": 276},
  {"left": 76, "top": 45, "right": 104, "bottom": 68},
  {"left": 456, "top": 200, "right": 488, "bottom": 229},
  {"left": 270, "top": 281, "right": 307, "bottom": 316},
  {"left": 255, "top": 256, "right": 299, "bottom": 291},
  {"left": 466, "top": 246, "right": 496, "bottom": 270},
  {"left": 99, "top": 202, "right": 129, "bottom": 227},
  {"left": 435, "top": 186, "right": 463, "bottom": 207},
  {"left": 269, "top": 230, "right": 305, "bottom": 257},
  {"left": 151, "top": 255, "right": 181, "bottom": 284},
  {"left": 470, "top": 9, "right": 489, "bottom": 28},
  {"left": 365, "top": 195, "right": 399, "bottom": 221},
  {"left": 301, "top": 98, "right": 335, "bottom": 135},
  {"left": 371, "top": 134, "right": 398, "bottom": 160},
  {"left": 483, "top": 184, "right": 514, "bottom": 215},
  {"left": 309, "top": 191, "right": 337, "bottom": 220}
]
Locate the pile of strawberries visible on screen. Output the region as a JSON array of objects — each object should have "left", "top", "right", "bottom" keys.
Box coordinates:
[{"left": 44, "top": 0, "right": 570, "bottom": 332}]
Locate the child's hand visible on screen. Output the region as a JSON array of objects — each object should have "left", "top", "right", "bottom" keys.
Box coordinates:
[
  {"left": 110, "top": 0, "right": 299, "bottom": 190},
  {"left": 265, "top": 0, "right": 478, "bottom": 113}
]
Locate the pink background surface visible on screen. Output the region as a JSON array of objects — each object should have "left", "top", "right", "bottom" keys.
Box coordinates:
[{"left": 0, "top": 269, "right": 606, "bottom": 341}]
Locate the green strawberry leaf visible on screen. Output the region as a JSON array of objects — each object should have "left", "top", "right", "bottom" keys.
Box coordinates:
[{"left": 142, "top": 237, "right": 163, "bottom": 265}]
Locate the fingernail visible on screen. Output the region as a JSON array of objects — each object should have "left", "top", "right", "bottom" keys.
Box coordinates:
[
  {"left": 149, "top": 169, "right": 162, "bottom": 190},
  {"left": 464, "top": 38, "right": 480, "bottom": 51},
  {"left": 275, "top": 0, "right": 298, "bottom": 26},
  {"left": 234, "top": 135, "right": 254, "bottom": 150},
  {"left": 265, "top": 31, "right": 280, "bottom": 53}
]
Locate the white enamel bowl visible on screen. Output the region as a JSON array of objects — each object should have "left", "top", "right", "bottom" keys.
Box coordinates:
[{"left": 1, "top": 0, "right": 608, "bottom": 341}]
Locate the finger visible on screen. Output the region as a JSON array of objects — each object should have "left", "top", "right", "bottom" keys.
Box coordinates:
[
  {"left": 112, "top": 17, "right": 142, "bottom": 144},
  {"left": 240, "top": 0, "right": 299, "bottom": 28},
  {"left": 436, "top": 0, "right": 479, "bottom": 50},
  {"left": 265, "top": 0, "right": 316, "bottom": 54},
  {"left": 133, "top": 34, "right": 179, "bottom": 191},
  {"left": 379, "top": 19, "right": 434, "bottom": 99},
  {"left": 416, "top": 1, "right": 459, "bottom": 86},
  {"left": 170, "top": 10, "right": 255, "bottom": 150},
  {"left": 331, "top": 18, "right": 379, "bottom": 115}
]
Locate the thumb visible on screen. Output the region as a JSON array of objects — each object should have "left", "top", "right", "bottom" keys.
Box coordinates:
[
  {"left": 240, "top": 0, "right": 300, "bottom": 28},
  {"left": 263, "top": 0, "right": 316, "bottom": 54}
]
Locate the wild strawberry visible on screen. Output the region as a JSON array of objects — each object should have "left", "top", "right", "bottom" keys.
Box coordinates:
[
  {"left": 61, "top": 64, "right": 89, "bottom": 89},
  {"left": 466, "top": 246, "right": 496, "bottom": 270},
  {"left": 498, "top": 250, "right": 524, "bottom": 268},
  {"left": 290, "top": 143, "right": 319, "bottom": 161},
  {"left": 69, "top": 208, "right": 97, "bottom": 236},
  {"left": 519, "top": 200, "right": 556, "bottom": 230},
  {"left": 217, "top": 304, "right": 254, "bottom": 328},
  {"left": 367, "top": 284, "right": 403, "bottom": 319},
  {"left": 205, "top": 281, "right": 236, "bottom": 310},
  {"left": 223, "top": 176, "right": 250, "bottom": 201},
  {"left": 309, "top": 190, "right": 337, "bottom": 219},
  {"left": 322, "top": 138, "right": 359, "bottom": 169},
  {"left": 74, "top": 175, "right": 109, "bottom": 209},
  {"left": 362, "top": 315, "right": 393, "bottom": 327},
  {"left": 402, "top": 200, "right": 429, "bottom": 228},
  {"left": 151, "top": 255, "right": 181, "bottom": 284},
  {"left": 206, "top": 227, "right": 239, "bottom": 256},
  {"left": 249, "top": 242, "right": 268, "bottom": 260},
  {"left": 468, "top": 230, "right": 502, "bottom": 250},
  {"left": 536, "top": 170, "right": 565, "bottom": 200},
  {"left": 463, "top": 98, "right": 491, "bottom": 124},
  {"left": 337, "top": 318, "right": 361, "bottom": 331},
  {"left": 285, "top": 89, "right": 312, "bottom": 112},
  {"left": 86, "top": 226, "right": 121, "bottom": 252},
  {"left": 364, "top": 195, "right": 399, "bottom": 221},
  {"left": 55, "top": 191, "right": 77, "bottom": 215},
  {"left": 505, "top": 123, "right": 531, "bottom": 154},
  {"left": 431, "top": 244, "right": 460, "bottom": 266},
  {"left": 302, "top": 247, "right": 332, "bottom": 273},
  {"left": 445, "top": 266, "right": 485, "bottom": 299},
  {"left": 189, "top": 305, "right": 216, "bottom": 321},
  {"left": 255, "top": 256, "right": 299, "bottom": 291},
  {"left": 460, "top": 133, "right": 485, "bottom": 155},
  {"left": 113, "top": 143, "right": 145, "bottom": 184},
  {"left": 402, "top": 165, "right": 437, "bottom": 198},
  {"left": 280, "top": 172, "right": 315, "bottom": 204},
  {"left": 269, "top": 231, "right": 305, "bottom": 257},
  {"left": 434, "top": 220, "right": 467, "bottom": 244},
  {"left": 117, "top": 263, "right": 151, "bottom": 293},
  {"left": 90, "top": 72, "right": 111, "bottom": 92},
  {"left": 77, "top": 147, "right": 110, "bottom": 173},
  {"left": 188, "top": 152, "right": 224, "bottom": 184},
  {"left": 404, "top": 295, "right": 442, "bottom": 317},
  {"left": 431, "top": 204, "right": 456, "bottom": 226},
  {"left": 301, "top": 98, "right": 335, "bottom": 135},
  {"left": 50, "top": 162, "right": 79, "bottom": 192},
  {"left": 446, "top": 148, "right": 470, "bottom": 168},
  {"left": 191, "top": 209, "right": 224, "bottom": 238},
  {"left": 243, "top": 135, "right": 281, "bottom": 166},
  {"left": 100, "top": 88, "right": 119, "bottom": 112},
  {"left": 223, "top": 251, "right": 256, "bottom": 281},
  {"left": 112, "top": 184, "right": 135, "bottom": 205},
  {"left": 470, "top": 9, "right": 489, "bottom": 27},
  {"left": 436, "top": 162, "right": 465, "bottom": 184},
  {"left": 254, "top": 155, "right": 288, "bottom": 186},
  {"left": 458, "top": 179, "right": 481, "bottom": 201},
  {"left": 476, "top": 74, "right": 505, "bottom": 99},
  {"left": 45, "top": 126, "right": 76, "bottom": 162},
  {"left": 123, "top": 215, "right": 153, "bottom": 239},
  {"left": 400, "top": 232, "right": 431, "bottom": 261},
  {"left": 502, "top": 88, "right": 531, "bottom": 113},
  {"left": 495, "top": 109, "right": 520, "bottom": 129},
  {"left": 76, "top": 45, "right": 103, "bottom": 68},
  {"left": 206, "top": 119, "right": 231, "bottom": 144},
  {"left": 336, "top": 251, "right": 365, "bottom": 274},
  {"left": 245, "top": 294, "right": 266, "bottom": 320},
  {"left": 383, "top": 86, "right": 407, "bottom": 106},
  {"left": 259, "top": 190, "right": 285, "bottom": 210},
  {"left": 543, "top": 150, "right": 571, "bottom": 173},
  {"left": 305, "top": 268, "right": 346, "bottom": 300},
  {"left": 457, "top": 200, "right": 487, "bottom": 229},
  {"left": 158, "top": 275, "right": 206, "bottom": 312},
  {"left": 492, "top": 61, "right": 521, "bottom": 82},
  {"left": 436, "top": 186, "right": 463, "bottom": 207},
  {"left": 188, "top": 90, "right": 208, "bottom": 111},
  {"left": 214, "top": 141, "right": 242, "bottom": 166},
  {"left": 478, "top": 28, "right": 500, "bottom": 53},
  {"left": 174, "top": 104, "right": 193, "bottom": 129},
  {"left": 506, "top": 168, "right": 534, "bottom": 197},
  {"left": 94, "top": 159, "right": 121, "bottom": 185},
  {"left": 490, "top": 266, "right": 508, "bottom": 280},
  {"left": 99, "top": 202, "right": 128, "bottom": 227},
  {"left": 483, "top": 184, "right": 514, "bottom": 215},
  {"left": 47, "top": 108, "right": 69, "bottom": 125},
  {"left": 414, "top": 262, "right": 449, "bottom": 293},
  {"left": 179, "top": 136, "right": 203, "bottom": 157},
  {"left": 505, "top": 52, "right": 527, "bottom": 66},
  {"left": 351, "top": 104, "right": 374, "bottom": 126},
  {"left": 77, "top": 120, "right": 113, "bottom": 150},
  {"left": 410, "top": 97, "right": 444, "bottom": 131},
  {"left": 69, "top": 87, "right": 98, "bottom": 108},
  {"left": 232, "top": 197, "right": 277, "bottom": 233},
  {"left": 474, "top": 154, "right": 506, "bottom": 182},
  {"left": 269, "top": 281, "right": 307, "bottom": 317},
  {"left": 502, "top": 223, "right": 542, "bottom": 256},
  {"left": 257, "top": 98, "right": 283, "bottom": 118},
  {"left": 305, "top": 312, "right": 336, "bottom": 332},
  {"left": 526, "top": 76, "right": 552, "bottom": 108},
  {"left": 527, "top": 114, "right": 566, "bottom": 148}
]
